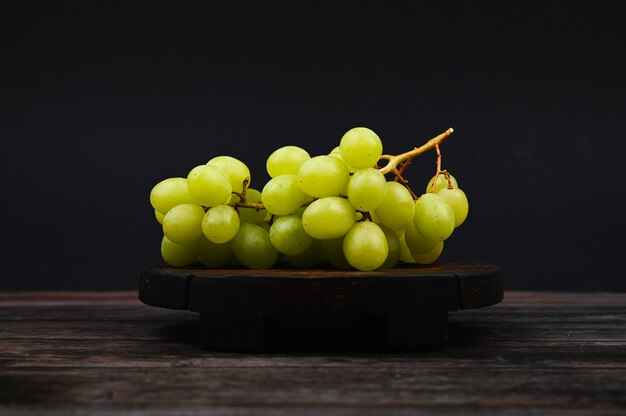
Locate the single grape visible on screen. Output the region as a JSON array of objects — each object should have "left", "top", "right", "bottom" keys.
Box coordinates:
[
  {"left": 437, "top": 187, "right": 469, "bottom": 227},
  {"left": 207, "top": 156, "right": 251, "bottom": 193},
  {"left": 321, "top": 237, "right": 352, "bottom": 269},
  {"left": 378, "top": 224, "right": 401, "bottom": 269},
  {"left": 162, "top": 203, "right": 205, "bottom": 243},
  {"left": 150, "top": 177, "right": 198, "bottom": 214},
  {"left": 347, "top": 168, "right": 387, "bottom": 211},
  {"left": 328, "top": 146, "right": 358, "bottom": 173},
  {"left": 404, "top": 221, "right": 436, "bottom": 255},
  {"left": 231, "top": 223, "right": 278, "bottom": 269},
  {"left": 343, "top": 221, "right": 388, "bottom": 271},
  {"left": 269, "top": 215, "right": 311, "bottom": 255},
  {"left": 197, "top": 237, "right": 232, "bottom": 268},
  {"left": 302, "top": 196, "right": 355, "bottom": 239},
  {"left": 374, "top": 182, "right": 415, "bottom": 230},
  {"left": 262, "top": 174, "right": 307, "bottom": 215},
  {"left": 285, "top": 238, "right": 323, "bottom": 268},
  {"left": 413, "top": 241, "right": 444, "bottom": 264},
  {"left": 187, "top": 164, "right": 232, "bottom": 207},
  {"left": 266, "top": 146, "right": 310, "bottom": 178},
  {"left": 202, "top": 205, "right": 240, "bottom": 243},
  {"left": 397, "top": 230, "right": 416, "bottom": 263},
  {"left": 413, "top": 193, "right": 455, "bottom": 241},
  {"left": 233, "top": 188, "right": 267, "bottom": 224},
  {"left": 339, "top": 127, "right": 383, "bottom": 169},
  {"left": 426, "top": 173, "right": 458, "bottom": 193},
  {"left": 297, "top": 155, "right": 350, "bottom": 198},
  {"left": 161, "top": 235, "right": 199, "bottom": 267},
  {"left": 155, "top": 210, "right": 165, "bottom": 225}
]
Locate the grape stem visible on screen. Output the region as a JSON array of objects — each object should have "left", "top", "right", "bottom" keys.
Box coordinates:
[
  {"left": 429, "top": 145, "right": 454, "bottom": 192},
  {"left": 231, "top": 178, "right": 251, "bottom": 202},
  {"left": 378, "top": 127, "right": 454, "bottom": 175},
  {"left": 228, "top": 177, "right": 266, "bottom": 211},
  {"left": 229, "top": 200, "right": 265, "bottom": 211},
  {"left": 394, "top": 171, "right": 419, "bottom": 200},
  {"left": 429, "top": 144, "right": 443, "bottom": 193},
  {"left": 358, "top": 211, "right": 373, "bottom": 222}
]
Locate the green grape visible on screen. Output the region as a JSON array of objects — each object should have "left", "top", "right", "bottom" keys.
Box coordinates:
[
  {"left": 339, "top": 127, "right": 383, "bottom": 169},
  {"left": 438, "top": 187, "right": 469, "bottom": 227},
  {"left": 426, "top": 173, "right": 458, "bottom": 193},
  {"left": 269, "top": 215, "right": 311, "bottom": 255},
  {"left": 347, "top": 168, "right": 387, "bottom": 211},
  {"left": 197, "top": 237, "right": 232, "bottom": 268},
  {"left": 187, "top": 164, "right": 232, "bottom": 207},
  {"left": 374, "top": 182, "right": 415, "bottom": 230},
  {"left": 297, "top": 155, "right": 350, "bottom": 198},
  {"left": 302, "top": 196, "right": 355, "bottom": 239},
  {"left": 321, "top": 236, "right": 351, "bottom": 269},
  {"left": 202, "top": 205, "right": 240, "bottom": 243},
  {"left": 413, "top": 241, "right": 444, "bottom": 265},
  {"left": 286, "top": 238, "right": 323, "bottom": 268},
  {"left": 207, "top": 156, "right": 251, "bottom": 193},
  {"left": 162, "top": 203, "right": 205, "bottom": 243},
  {"left": 150, "top": 177, "right": 198, "bottom": 214},
  {"left": 155, "top": 210, "right": 165, "bottom": 225},
  {"left": 378, "top": 224, "right": 401, "bottom": 269},
  {"left": 266, "top": 146, "right": 310, "bottom": 178},
  {"left": 397, "top": 230, "right": 416, "bottom": 263},
  {"left": 233, "top": 188, "right": 267, "bottom": 224},
  {"left": 262, "top": 174, "right": 307, "bottom": 215},
  {"left": 328, "top": 146, "right": 358, "bottom": 173},
  {"left": 161, "top": 235, "right": 199, "bottom": 267},
  {"left": 343, "top": 221, "right": 388, "bottom": 271},
  {"left": 413, "top": 193, "right": 455, "bottom": 241},
  {"left": 404, "top": 220, "right": 436, "bottom": 255},
  {"left": 231, "top": 223, "right": 278, "bottom": 269}
]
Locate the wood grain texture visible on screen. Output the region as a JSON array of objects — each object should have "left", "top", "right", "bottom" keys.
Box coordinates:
[{"left": 1, "top": 291, "right": 625, "bottom": 415}]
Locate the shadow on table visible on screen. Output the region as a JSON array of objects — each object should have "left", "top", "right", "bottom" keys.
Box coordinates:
[
  {"left": 154, "top": 319, "right": 199, "bottom": 346},
  {"left": 152, "top": 313, "right": 452, "bottom": 353},
  {"left": 149, "top": 309, "right": 512, "bottom": 353}
]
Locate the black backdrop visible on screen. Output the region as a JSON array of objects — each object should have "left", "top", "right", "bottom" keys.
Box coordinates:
[{"left": 2, "top": 2, "right": 625, "bottom": 291}]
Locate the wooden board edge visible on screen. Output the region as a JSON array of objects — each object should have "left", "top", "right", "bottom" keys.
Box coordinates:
[
  {"left": 138, "top": 268, "right": 194, "bottom": 310},
  {"left": 456, "top": 265, "right": 503, "bottom": 309}
]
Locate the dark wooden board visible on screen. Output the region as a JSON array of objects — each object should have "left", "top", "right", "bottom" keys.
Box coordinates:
[{"left": 139, "top": 262, "right": 502, "bottom": 352}]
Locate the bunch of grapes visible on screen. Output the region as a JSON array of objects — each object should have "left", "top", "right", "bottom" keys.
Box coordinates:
[{"left": 149, "top": 127, "right": 468, "bottom": 271}]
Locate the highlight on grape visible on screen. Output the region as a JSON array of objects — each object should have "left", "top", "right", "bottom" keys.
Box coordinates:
[{"left": 149, "top": 127, "right": 468, "bottom": 271}]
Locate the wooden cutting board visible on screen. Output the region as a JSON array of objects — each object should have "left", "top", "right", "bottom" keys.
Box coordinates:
[{"left": 139, "top": 262, "right": 503, "bottom": 352}]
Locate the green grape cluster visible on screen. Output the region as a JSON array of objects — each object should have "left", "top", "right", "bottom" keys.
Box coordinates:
[{"left": 149, "top": 127, "right": 469, "bottom": 271}]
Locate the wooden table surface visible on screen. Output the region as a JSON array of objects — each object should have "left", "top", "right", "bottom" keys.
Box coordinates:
[{"left": 0, "top": 291, "right": 625, "bottom": 415}]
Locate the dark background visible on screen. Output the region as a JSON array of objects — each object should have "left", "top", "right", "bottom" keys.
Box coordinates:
[{"left": 1, "top": 1, "right": 624, "bottom": 291}]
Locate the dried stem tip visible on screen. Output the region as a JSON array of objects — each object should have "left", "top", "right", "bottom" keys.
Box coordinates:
[{"left": 378, "top": 128, "right": 454, "bottom": 175}]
